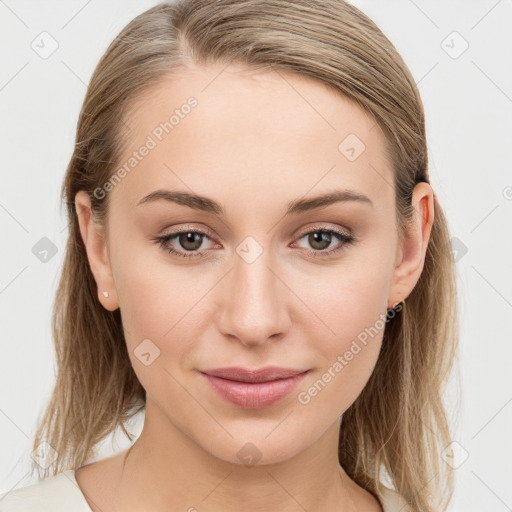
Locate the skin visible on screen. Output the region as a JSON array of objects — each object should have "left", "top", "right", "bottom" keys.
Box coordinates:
[{"left": 74, "top": 61, "right": 434, "bottom": 512}]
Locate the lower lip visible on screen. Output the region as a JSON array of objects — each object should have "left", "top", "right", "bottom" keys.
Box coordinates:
[{"left": 200, "top": 371, "right": 309, "bottom": 409}]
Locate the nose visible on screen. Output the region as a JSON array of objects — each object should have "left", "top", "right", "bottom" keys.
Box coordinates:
[{"left": 215, "top": 248, "right": 291, "bottom": 347}]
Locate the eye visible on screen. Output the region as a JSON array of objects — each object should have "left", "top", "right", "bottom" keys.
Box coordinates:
[
  {"left": 152, "top": 228, "right": 218, "bottom": 259},
  {"left": 151, "top": 225, "right": 356, "bottom": 260},
  {"left": 292, "top": 227, "right": 355, "bottom": 257}
]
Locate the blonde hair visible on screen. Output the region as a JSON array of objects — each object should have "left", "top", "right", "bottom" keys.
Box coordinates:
[{"left": 32, "top": 1, "right": 459, "bottom": 510}]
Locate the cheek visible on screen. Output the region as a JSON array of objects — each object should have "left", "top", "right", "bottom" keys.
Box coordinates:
[
  {"left": 112, "top": 234, "right": 213, "bottom": 336},
  {"left": 294, "top": 252, "right": 391, "bottom": 345},
  {"left": 293, "top": 258, "right": 391, "bottom": 412},
  {"left": 296, "top": 294, "right": 387, "bottom": 418},
  {"left": 111, "top": 245, "right": 218, "bottom": 392}
]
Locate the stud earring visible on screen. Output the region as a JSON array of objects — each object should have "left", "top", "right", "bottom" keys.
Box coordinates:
[
  {"left": 102, "top": 291, "right": 109, "bottom": 298},
  {"left": 387, "top": 299, "right": 405, "bottom": 311}
]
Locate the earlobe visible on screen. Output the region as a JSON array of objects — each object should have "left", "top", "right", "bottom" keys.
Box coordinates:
[
  {"left": 387, "top": 183, "right": 435, "bottom": 309},
  {"left": 74, "top": 191, "right": 120, "bottom": 311}
]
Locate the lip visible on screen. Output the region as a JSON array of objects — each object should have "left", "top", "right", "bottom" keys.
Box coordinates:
[{"left": 199, "top": 367, "right": 310, "bottom": 409}]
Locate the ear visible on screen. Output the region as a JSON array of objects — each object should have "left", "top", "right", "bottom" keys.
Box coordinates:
[
  {"left": 387, "top": 182, "right": 435, "bottom": 308},
  {"left": 74, "top": 190, "right": 119, "bottom": 311}
]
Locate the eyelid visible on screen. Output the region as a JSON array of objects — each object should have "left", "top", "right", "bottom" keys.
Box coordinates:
[
  {"left": 158, "top": 224, "right": 218, "bottom": 241},
  {"left": 153, "top": 222, "right": 355, "bottom": 260},
  {"left": 293, "top": 222, "right": 353, "bottom": 240},
  {"left": 158, "top": 223, "right": 352, "bottom": 245}
]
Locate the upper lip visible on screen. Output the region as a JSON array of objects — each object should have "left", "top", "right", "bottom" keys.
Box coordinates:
[{"left": 200, "top": 366, "right": 309, "bottom": 383}]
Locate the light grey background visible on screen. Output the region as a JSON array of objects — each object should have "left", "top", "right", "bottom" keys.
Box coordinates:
[{"left": 1, "top": 1, "right": 511, "bottom": 510}]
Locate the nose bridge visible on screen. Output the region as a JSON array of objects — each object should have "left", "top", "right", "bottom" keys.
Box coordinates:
[{"left": 216, "top": 244, "right": 290, "bottom": 345}]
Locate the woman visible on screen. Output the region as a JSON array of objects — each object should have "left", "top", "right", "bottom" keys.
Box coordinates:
[{"left": 0, "top": 0, "right": 458, "bottom": 510}]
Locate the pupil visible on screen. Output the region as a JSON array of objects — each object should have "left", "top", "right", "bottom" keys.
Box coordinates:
[
  {"left": 180, "top": 232, "right": 202, "bottom": 250},
  {"left": 310, "top": 231, "right": 330, "bottom": 250}
]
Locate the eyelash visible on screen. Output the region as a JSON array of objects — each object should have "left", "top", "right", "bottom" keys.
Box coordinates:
[{"left": 152, "top": 225, "right": 355, "bottom": 260}]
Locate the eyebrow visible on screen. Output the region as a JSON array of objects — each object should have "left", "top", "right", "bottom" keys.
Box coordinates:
[{"left": 136, "top": 188, "right": 373, "bottom": 215}]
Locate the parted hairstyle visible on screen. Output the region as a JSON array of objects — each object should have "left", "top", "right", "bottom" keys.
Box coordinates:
[{"left": 31, "top": 1, "right": 459, "bottom": 511}]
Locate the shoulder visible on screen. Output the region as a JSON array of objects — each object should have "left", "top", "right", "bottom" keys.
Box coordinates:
[
  {"left": 0, "top": 470, "right": 92, "bottom": 512},
  {"left": 378, "top": 485, "right": 412, "bottom": 512}
]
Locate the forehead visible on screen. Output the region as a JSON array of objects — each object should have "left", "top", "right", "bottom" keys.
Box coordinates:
[{"left": 108, "top": 62, "right": 394, "bottom": 216}]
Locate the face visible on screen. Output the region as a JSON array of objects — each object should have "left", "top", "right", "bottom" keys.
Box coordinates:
[{"left": 76, "top": 61, "right": 431, "bottom": 467}]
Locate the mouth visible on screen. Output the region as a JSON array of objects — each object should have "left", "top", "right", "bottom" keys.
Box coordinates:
[
  {"left": 199, "top": 367, "right": 311, "bottom": 409},
  {"left": 200, "top": 366, "right": 310, "bottom": 383}
]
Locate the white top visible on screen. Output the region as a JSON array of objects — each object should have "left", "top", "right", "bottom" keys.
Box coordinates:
[{"left": 0, "top": 469, "right": 410, "bottom": 511}]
